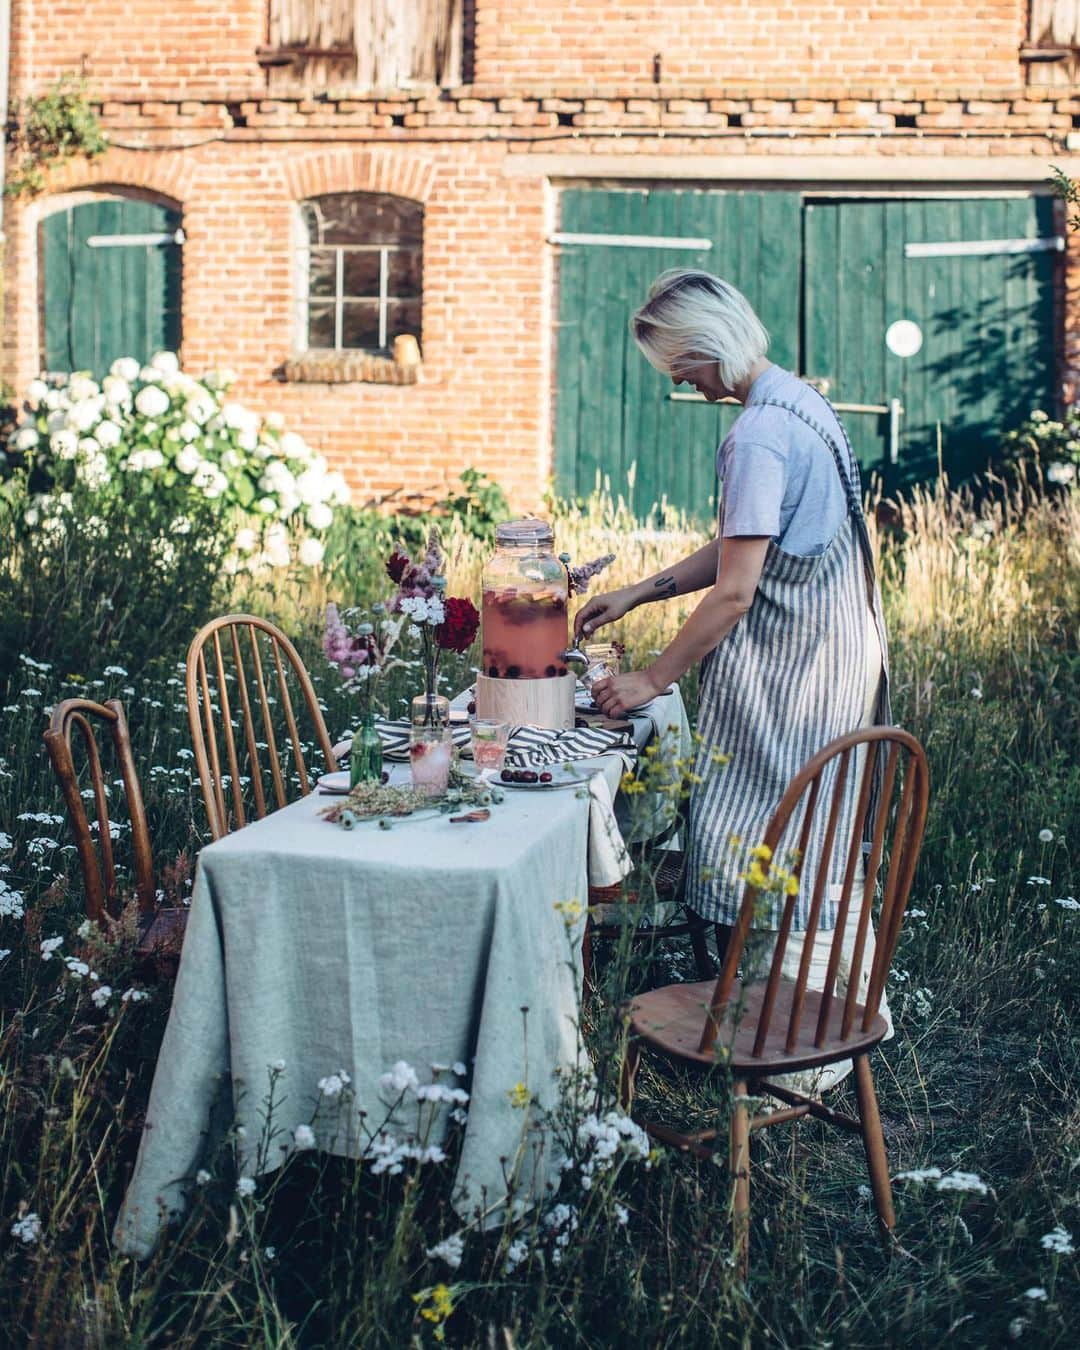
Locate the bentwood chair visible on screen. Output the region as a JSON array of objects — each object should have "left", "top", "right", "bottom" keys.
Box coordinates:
[
  {"left": 185, "top": 615, "right": 339, "bottom": 840},
  {"left": 44, "top": 699, "right": 186, "bottom": 974},
  {"left": 620, "top": 726, "right": 930, "bottom": 1271}
]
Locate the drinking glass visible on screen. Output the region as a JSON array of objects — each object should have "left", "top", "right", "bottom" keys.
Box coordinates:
[
  {"left": 409, "top": 727, "right": 454, "bottom": 796},
  {"left": 470, "top": 718, "right": 510, "bottom": 772}
]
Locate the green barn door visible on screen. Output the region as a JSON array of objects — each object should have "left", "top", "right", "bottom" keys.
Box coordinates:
[
  {"left": 555, "top": 189, "right": 801, "bottom": 521},
  {"left": 804, "top": 197, "right": 1058, "bottom": 486},
  {"left": 41, "top": 197, "right": 182, "bottom": 376}
]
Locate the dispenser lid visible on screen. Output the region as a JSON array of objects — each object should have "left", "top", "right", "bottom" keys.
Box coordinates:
[{"left": 495, "top": 517, "right": 554, "bottom": 547}]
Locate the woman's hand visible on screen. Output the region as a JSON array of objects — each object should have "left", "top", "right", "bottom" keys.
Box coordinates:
[
  {"left": 573, "top": 586, "right": 638, "bottom": 640},
  {"left": 589, "top": 669, "right": 663, "bottom": 718}
]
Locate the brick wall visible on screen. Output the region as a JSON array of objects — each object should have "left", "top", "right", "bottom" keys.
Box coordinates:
[{"left": 4, "top": 0, "right": 1078, "bottom": 505}]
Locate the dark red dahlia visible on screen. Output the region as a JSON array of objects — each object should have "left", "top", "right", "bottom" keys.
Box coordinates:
[
  {"left": 386, "top": 548, "right": 410, "bottom": 583},
  {"left": 435, "top": 596, "right": 480, "bottom": 653}
]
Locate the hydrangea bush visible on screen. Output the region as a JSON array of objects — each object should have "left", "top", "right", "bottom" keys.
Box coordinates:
[
  {"left": 997, "top": 406, "right": 1080, "bottom": 488},
  {"left": 4, "top": 353, "right": 349, "bottom": 569}
]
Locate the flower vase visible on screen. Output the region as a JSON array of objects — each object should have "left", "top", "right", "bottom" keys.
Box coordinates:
[
  {"left": 349, "top": 710, "right": 384, "bottom": 788},
  {"left": 410, "top": 692, "right": 451, "bottom": 730}
]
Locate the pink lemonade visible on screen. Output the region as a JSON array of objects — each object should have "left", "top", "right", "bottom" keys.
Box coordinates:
[
  {"left": 472, "top": 739, "right": 506, "bottom": 771},
  {"left": 481, "top": 585, "right": 569, "bottom": 680},
  {"left": 409, "top": 736, "right": 453, "bottom": 796}
]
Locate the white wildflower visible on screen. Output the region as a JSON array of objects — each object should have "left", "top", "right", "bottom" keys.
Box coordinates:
[
  {"left": 91, "top": 985, "right": 112, "bottom": 1008},
  {"left": 1054, "top": 896, "right": 1079, "bottom": 911},
  {"left": 195, "top": 1169, "right": 211, "bottom": 1185},
  {"left": 1040, "top": 1224, "right": 1074, "bottom": 1255},
  {"left": 11, "top": 1212, "right": 42, "bottom": 1245},
  {"left": 1023, "top": 1287, "right": 1048, "bottom": 1301},
  {"left": 614, "top": 1203, "right": 630, "bottom": 1226},
  {"left": 236, "top": 1176, "right": 256, "bottom": 1198},
  {"left": 40, "top": 936, "right": 64, "bottom": 961},
  {"left": 121, "top": 988, "right": 150, "bottom": 1003},
  {"left": 1046, "top": 461, "right": 1076, "bottom": 485},
  {"left": 293, "top": 1124, "right": 316, "bottom": 1150},
  {"left": 318, "top": 1071, "right": 351, "bottom": 1098},
  {"left": 1027, "top": 876, "right": 1051, "bottom": 887},
  {"left": 452, "top": 1061, "right": 467, "bottom": 1076},
  {"left": 426, "top": 1232, "right": 465, "bottom": 1270},
  {"left": 379, "top": 1061, "right": 420, "bottom": 1099},
  {"left": 504, "top": 1238, "right": 529, "bottom": 1272},
  {"left": 63, "top": 957, "right": 91, "bottom": 981},
  {"left": 935, "top": 1170, "right": 987, "bottom": 1196},
  {"left": 1038, "top": 829, "right": 1054, "bottom": 844}
]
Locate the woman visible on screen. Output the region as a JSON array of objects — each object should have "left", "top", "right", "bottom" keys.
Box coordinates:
[{"left": 575, "top": 269, "right": 892, "bottom": 1087}]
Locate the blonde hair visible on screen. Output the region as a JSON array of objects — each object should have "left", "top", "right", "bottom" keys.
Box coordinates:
[{"left": 630, "top": 269, "right": 769, "bottom": 387}]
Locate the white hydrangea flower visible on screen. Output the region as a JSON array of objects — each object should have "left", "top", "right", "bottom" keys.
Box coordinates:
[
  {"left": 265, "top": 411, "right": 285, "bottom": 432},
  {"left": 14, "top": 425, "right": 39, "bottom": 450},
  {"left": 68, "top": 374, "right": 100, "bottom": 403},
  {"left": 102, "top": 374, "right": 132, "bottom": 406},
  {"left": 298, "top": 538, "right": 325, "bottom": 567},
  {"left": 185, "top": 392, "right": 216, "bottom": 425},
  {"left": 256, "top": 496, "right": 277, "bottom": 515},
  {"left": 150, "top": 351, "right": 179, "bottom": 375},
  {"left": 51, "top": 429, "right": 79, "bottom": 460},
  {"left": 26, "top": 378, "right": 49, "bottom": 409},
  {"left": 134, "top": 386, "right": 170, "bottom": 419},
  {"left": 174, "top": 445, "right": 202, "bottom": 475},
  {"left": 234, "top": 527, "right": 258, "bottom": 553},
  {"left": 222, "top": 402, "right": 258, "bottom": 435},
  {"left": 95, "top": 419, "right": 122, "bottom": 449},
  {"left": 127, "top": 448, "right": 166, "bottom": 472},
  {"left": 110, "top": 357, "right": 140, "bottom": 382},
  {"left": 306, "top": 501, "right": 333, "bottom": 531},
  {"left": 66, "top": 398, "right": 104, "bottom": 433},
  {"left": 178, "top": 420, "right": 200, "bottom": 442}
]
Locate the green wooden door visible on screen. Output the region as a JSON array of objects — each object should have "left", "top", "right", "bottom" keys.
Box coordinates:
[
  {"left": 555, "top": 189, "right": 801, "bottom": 520},
  {"left": 803, "top": 197, "right": 1057, "bottom": 485},
  {"left": 41, "top": 197, "right": 182, "bottom": 375}
]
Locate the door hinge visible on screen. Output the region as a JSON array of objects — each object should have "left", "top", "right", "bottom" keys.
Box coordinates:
[{"left": 86, "top": 229, "right": 186, "bottom": 248}]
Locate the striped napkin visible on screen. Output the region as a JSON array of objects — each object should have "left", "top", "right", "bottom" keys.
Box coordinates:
[{"left": 335, "top": 718, "right": 636, "bottom": 770}]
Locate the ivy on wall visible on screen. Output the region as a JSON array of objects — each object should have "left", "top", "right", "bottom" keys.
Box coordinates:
[{"left": 4, "top": 76, "right": 108, "bottom": 199}]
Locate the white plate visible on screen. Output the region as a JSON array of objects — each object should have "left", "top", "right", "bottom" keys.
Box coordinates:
[
  {"left": 316, "top": 771, "right": 353, "bottom": 794},
  {"left": 485, "top": 765, "right": 591, "bottom": 791}
]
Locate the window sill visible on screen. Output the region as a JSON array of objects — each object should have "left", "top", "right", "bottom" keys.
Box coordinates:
[{"left": 280, "top": 351, "right": 421, "bottom": 385}]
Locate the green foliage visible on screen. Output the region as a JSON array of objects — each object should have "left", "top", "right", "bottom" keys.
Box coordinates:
[
  {"left": 0, "top": 485, "right": 1077, "bottom": 1344},
  {"left": 4, "top": 76, "right": 108, "bottom": 199},
  {"left": 1050, "top": 164, "right": 1079, "bottom": 232},
  {"left": 997, "top": 406, "right": 1080, "bottom": 488}
]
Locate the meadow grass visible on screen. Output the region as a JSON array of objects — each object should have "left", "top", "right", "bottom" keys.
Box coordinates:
[{"left": 0, "top": 482, "right": 1077, "bottom": 1347}]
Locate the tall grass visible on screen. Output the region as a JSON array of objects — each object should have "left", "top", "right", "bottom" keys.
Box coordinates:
[{"left": 0, "top": 483, "right": 1077, "bottom": 1346}]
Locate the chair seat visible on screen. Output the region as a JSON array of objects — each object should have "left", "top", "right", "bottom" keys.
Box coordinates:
[{"left": 629, "top": 977, "right": 889, "bottom": 1075}]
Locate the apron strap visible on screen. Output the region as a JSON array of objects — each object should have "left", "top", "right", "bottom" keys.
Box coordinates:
[{"left": 751, "top": 393, "right": 878, "bottom": 597}]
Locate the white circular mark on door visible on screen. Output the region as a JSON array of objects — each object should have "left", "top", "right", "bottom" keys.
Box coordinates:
[{"left": 885, "top": 319, "right": 923, "bottom": 358}]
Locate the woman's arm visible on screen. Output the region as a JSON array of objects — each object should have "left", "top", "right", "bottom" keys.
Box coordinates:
[
  {"left": 590, "top": 535, "right": 771, "bottom": 716},
  {"left": 573, "top": 537, "right": 720, "bottom": 639}
]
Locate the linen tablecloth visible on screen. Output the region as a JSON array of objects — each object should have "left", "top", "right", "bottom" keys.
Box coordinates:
[{"left": 114, "top": 687, "right": 690, "bottom": 1258}]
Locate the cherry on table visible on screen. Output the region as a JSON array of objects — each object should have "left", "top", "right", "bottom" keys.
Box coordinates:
[{"left": 539, "top": 772, "right": 552, "bottom": 783}]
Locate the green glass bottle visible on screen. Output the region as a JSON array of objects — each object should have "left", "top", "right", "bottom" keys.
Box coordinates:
[{"left": 349, "top": 709, "right": 383, "bottom": 788}]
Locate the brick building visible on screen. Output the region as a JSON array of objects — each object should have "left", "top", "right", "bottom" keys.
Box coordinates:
[{"left": 2, "top": 1, "right": 1079, "bottom": 515}]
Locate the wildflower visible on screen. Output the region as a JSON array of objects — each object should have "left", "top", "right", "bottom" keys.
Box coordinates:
[
  {"left": 195, "top": 1170, "right": 211, "bottom": 1185},
  {"left": 1040, "top": 1224, "right": 1074, "bottom": 1255},
  {"left": 121, "top": 988, "right": 150, "bottom": 1003},
  {"left": 0, "top": 832, "right": 11, "bottom": 851},
  {"left": 416, "top": 1084, "right": 469, "bottom": 1106},
  {"left": 236, "top": 1177, "right": 256, "bottom": 1198},
  {"left": 426, "top": 1232, "right": 465, "bottom": 1270},
  {"left": 63, "top": 957, "right": 91, "bottom": 981},
  {"left": 504, "top": 1237, "right": 529, "bottom": 1272},
  {"left": 1023, "top": 1288, "right": 1048, "bottom": 1301},
  {"left": 270, "top": 1059, "right": 286, "bottom": 1073},
  {"left": 508, "top": 1082, "right": 531, "bottom": 1109},
  {"left": 554, "top": 897, "right": 584, "bottom": 927},
  {"left": 1054, "top": 897, "right": 1079, "bottom": 911},
  {"left": 0, "top": 950, "right": 11, "bottom": 961},
  {"left": 294, "top": 1124, "right": 316, "bottom": 1150},
  {"left": 40, "top": 936, "right": 64, "bottom": 961},
  {"left": 750, "top": 844, "right": 772, "bottom": 862},
  {"left": 614, "top": 1203, "right": 630, "bottom": 1226},
  {"left": 935, "top": 1171, "right": 987, "bottom": 1196},
  {"left": 378, "top": 1061, "right": 418, "bottom": 1098},
  {"left": 11, "top": 1212, "right": 42, "bottom": 1245},
  {"left": 1027, "top": 876, "right": 1051, "bottom": 887},
  {"left": 1038, "top": 828, "right": 1054, "bottom": 843},
  {"left": 102, "top": 664, "right": 129, "bottom": 677},
  {"left": 0, "top": 880, "right": 26, "bottom": 919},
  {"left": 894, "top": 1166, "right": 943, "bottom": 1184},
  {"left": 413, "top": 1283, "right": 455, "bottom": 1339},
  {"left": 452, "top": 1061, "right": 467, "bottom": 1077},
  {"left": 318, "top": 1072, "right": 351, "bottom": 1098},
  {"left": 91, "top": 985, "right": 112, "bottom": 1009},
  {"left": 76, "top": 919, "right": 93, "bottom": 939}
]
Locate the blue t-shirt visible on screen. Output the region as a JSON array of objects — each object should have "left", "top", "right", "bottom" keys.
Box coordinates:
[{"left": 718, "top": 365, "right": 850, "bottom": 558}]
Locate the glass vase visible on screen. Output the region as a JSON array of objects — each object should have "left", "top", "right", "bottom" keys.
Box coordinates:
[
  {"left": 409, "top": 726, "right": 454, "bottom": 797},
  {"left": 349, "top": 709, "right": 384, "bottom": 788},
  {"left": 410, "top": 692, "right": 451, "bottom": 729}
]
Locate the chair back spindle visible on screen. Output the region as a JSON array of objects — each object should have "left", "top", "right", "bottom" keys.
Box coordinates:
[
  {"left": 698, "top": 727, "right": 929, "bottom": 1063},
  {"left": 43, "top": 699, "right": 156, "bottom": 925},
  {"left": 186, "top": 615, "right": 339, "bottom": 840}
]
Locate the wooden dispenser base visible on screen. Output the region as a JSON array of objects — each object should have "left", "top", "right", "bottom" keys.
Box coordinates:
[{"left": 475, "top": 672, "right": 576, "bottom": 730}]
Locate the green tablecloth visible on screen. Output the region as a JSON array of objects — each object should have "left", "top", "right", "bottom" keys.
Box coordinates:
[{"left": 114, "top": 688, "right": 690, "bottom": 1257}]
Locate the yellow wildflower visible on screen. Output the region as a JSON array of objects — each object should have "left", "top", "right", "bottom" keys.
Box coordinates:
[
  {"left": 414, "top": 1283, "right": 455, "bottom": 1340},
  {"left": 508, "top": 1082, "right": 531, "bottom": 1109},
  {"left": 750, "top": 844, "right": 772, "bottom": 863},
  {"left": 554, "top": 897, "right": 583, "bottom": 926},
  {"left": 728, "top": 833, "right": 742, "bottom": 848},
  {"left": 785, "top": 874, "right": 799, "bottom": 896}
]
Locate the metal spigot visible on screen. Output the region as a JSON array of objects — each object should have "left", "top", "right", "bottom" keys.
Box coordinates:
[{"left": 558, "top": 645, "right": 590, "bottom": 672}]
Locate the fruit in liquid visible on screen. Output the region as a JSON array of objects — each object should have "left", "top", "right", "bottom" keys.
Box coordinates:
[
  {"left": 481, "top": 586, "right": 569, "bottom": 680},
  {"left": 410, "top": 738, "right": 453, "bottom": 795}
]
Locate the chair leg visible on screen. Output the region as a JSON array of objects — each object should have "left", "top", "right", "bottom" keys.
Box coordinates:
[
  {"left": 689, "top": 918, "right": 714, "bottom": 980},
  {"left": 730, "top": 1077, "right": 751, "bottom": 1277},
  {"left": 852, "top": 1054, "right": 896, "bottom": 1238},
  {"left": 620, "top": 1038, "right": 640, "bottom": 1110}
]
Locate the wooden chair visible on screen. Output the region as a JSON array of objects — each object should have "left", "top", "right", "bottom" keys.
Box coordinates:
[
  {"left": 621, "top": 726, "right": 930, "bottom": 1271},
  {"left": 43, "top": 698, "right": 185, "bottom": 974},
  {"left": 186, "top": 614, "right": 339, "bottom": 840}
]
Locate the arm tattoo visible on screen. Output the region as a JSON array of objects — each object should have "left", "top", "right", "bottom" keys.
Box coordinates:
[{"left": 652, "top": 576, "right": 677, "bottom": 600}]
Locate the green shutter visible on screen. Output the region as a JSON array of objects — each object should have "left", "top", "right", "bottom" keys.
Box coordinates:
[{"left": 40, "top": 197, "right": 182, "bottom": 376}]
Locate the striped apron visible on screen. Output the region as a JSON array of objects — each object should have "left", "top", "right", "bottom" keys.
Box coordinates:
[{"left": 685, "top": 395, "right": 892, "bottom": 931}]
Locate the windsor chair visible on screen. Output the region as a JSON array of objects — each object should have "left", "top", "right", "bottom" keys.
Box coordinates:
[
  {"left": 620, "top": 726, "right": 930, "bottom": 1271},
  {"left": 185, "top": 614, "right": 339, "bottom": 839}
]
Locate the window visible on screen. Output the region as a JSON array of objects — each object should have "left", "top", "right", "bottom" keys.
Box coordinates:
[
  {"left": 261, "top": 1, "right": 465, "bottom": 90},
  {"left": 1024, "top": 0, "right": 1080, "bottom": 85},
  {"left": 294, "top": 192, "right": 423, "bottom": 356}
]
